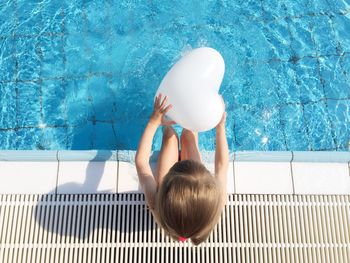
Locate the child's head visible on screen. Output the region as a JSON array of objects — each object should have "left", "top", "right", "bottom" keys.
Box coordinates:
[{"left": 156, "top": 159, "right": 224, "bottom": 246}]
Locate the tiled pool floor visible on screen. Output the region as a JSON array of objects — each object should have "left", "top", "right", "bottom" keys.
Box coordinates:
[{"left": 0, "top": 1, "right": 349, "bottom": 151}]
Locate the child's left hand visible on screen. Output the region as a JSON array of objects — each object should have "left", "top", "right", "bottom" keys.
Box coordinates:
[{"left": 149, "top": 93, "right": 176, "bottom": 126}]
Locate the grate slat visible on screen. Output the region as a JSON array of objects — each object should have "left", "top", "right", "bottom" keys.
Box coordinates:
[{"left": 0, "top": 194, "right": 350, "bottom": 262}]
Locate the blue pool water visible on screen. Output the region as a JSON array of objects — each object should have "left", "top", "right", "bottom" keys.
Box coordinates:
[{"left": 0, "top": 0, "right": 349, "bottom": 151}]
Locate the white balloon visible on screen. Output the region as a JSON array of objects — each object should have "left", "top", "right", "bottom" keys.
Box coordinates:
[{"left": 156, "top": 47, "right": 225, "bottom": 132}]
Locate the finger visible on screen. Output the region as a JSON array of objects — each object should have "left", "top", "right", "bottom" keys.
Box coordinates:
[
  {"left": 161, "top": 104, "right": 172, "bottom": 113},
  {"left": 154, "top": 95, "right": 159, "bottom": 108},
  {"left": 160, "top": 95, "right": 168, "bottom": 109},
  {"left": 156, "top": 93, "right": 162, "bottom": 107}
]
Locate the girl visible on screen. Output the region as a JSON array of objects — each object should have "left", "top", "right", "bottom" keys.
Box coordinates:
[{"left": 135, "top": 93, "right": 228, "bottom": 245}]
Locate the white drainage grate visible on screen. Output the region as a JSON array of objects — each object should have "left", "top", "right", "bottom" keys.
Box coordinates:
[{"left": 0, "top": 194, "right": 349, "bottom": 262}]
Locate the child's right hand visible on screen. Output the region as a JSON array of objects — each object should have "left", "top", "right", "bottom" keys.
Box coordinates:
[
  {"left": 216, "top": 112, "right": 227, "bottom": 129},
  {"left": 216, "top": 96, "right": 226, "bottom": 129},
  {"left": 149, "top": 93, "right": 176, "bottom": 126}
]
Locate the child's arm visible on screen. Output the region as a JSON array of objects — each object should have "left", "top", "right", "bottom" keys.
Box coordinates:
[
  {"left": 135, "top": 94, "right": 174, "bottom": 209},
  {"left": 135, "top": 121, "right": 158, "bottom": 209},
  {"left": 214, "top": 102, "right": 228, "bottom": 192}
]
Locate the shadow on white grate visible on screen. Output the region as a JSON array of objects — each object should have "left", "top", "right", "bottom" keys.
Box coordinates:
[{"left": 0, "top": 194, "right": 349, "bottom": 263}]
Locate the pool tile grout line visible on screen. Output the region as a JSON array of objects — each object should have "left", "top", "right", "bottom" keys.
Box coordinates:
[
  {"left": 285, "top": 15, "right": 315, "bottom": 150},
  {"left": 0, "top": 7, "right": 348, "bottom": 42},
  {"left": 1, "top": 97, "right": 349, "bottom": 135},
  {"left": 116, "top": 159, "right": 119, "bottom": 194},
  {"left": 37, "top": 1, "right": 44, "bottom": 131},
  {"left": 55, "top": 150, "right": 59, "bottom": 195},
  {"left": 0, "top": 52, "right": 349, "bottom": 85},
  {"left": 13, "top": 0, "right": 20, "bottom": 137},
  {"left": 116, "top": 149, "right": 119, "bottom": 193},
  {"left": 60, "top": 2, "right": 69, "bottom": 150},
  {"left": 232, "top": 153, "right": 236, "bottom": 194},
  {"left": 311, "top": 18, "right": 339, "bottom": 150},
  {"left": 290, "top": 151, "right": 295, "bottom": 195}
]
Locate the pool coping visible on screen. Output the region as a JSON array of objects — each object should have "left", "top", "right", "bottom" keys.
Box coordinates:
[
  {"left": 0, "top": 150, "right": 349, "bottom": 162},
  {"left": 0, "top": 150, "right": 349, "bottom": 195}
]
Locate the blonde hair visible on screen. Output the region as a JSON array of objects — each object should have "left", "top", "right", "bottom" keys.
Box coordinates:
[{"left": 156, "top": 159, "right": 224, "bottom": 246}]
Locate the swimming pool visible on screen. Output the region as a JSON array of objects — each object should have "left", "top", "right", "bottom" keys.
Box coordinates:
[{"left": 0, "top": 0, "right": 349, "bottom": 151}]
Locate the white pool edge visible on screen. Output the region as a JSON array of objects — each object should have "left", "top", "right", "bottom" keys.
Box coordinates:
[{"left": 0, "top": 150, "right": 349, "bottom": 195}]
